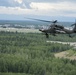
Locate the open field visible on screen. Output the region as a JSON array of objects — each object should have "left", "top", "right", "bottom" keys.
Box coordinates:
[
  {"left": 0, "top": 28, "right": 40, "bottom": 33},
  {"left": 47, "top": 41, "right": 76, "bottom": 60},
  {"left": 55, "top": 50, "right": 76, "bottom": 60}
]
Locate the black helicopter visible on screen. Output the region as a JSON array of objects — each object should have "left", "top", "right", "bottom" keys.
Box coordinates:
[{"left": 26, "top": 18, "right": 76, "bottom": 38}]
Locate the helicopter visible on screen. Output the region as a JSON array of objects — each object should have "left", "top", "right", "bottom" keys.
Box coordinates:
[{"left": 26, "top": 18, "right": 76, "bottom": 38}]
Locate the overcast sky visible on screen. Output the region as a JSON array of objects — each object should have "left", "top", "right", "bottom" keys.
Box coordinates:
[{"left": 0, "top": 0, "right": 76, "bottom": 21}]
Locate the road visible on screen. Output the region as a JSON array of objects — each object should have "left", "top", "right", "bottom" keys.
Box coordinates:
[{"left": 46, "top": 41, "right": 76, "bottom": 48}]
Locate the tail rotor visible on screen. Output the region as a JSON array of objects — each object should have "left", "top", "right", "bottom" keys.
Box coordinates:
[
  {"left": 71, "top": 19, "right": 76, "bottom": 26},
  {"left": 71, "top": 19, "right": 76, "bottom": 33}
]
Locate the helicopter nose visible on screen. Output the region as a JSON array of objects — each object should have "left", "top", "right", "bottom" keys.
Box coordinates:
[{"left": 39, "top": 29, "right": 44, "bottom": 32}]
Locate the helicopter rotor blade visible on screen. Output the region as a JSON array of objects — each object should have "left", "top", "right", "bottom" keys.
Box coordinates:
[
  {"left": 26, "top": 18, "right": 52, "bottom": 22},
  {"left": 26, "top": 18, "right": 57, "bottom": 23},
  {"left": 75, "top": 19, "right": 76, "bottom": 23},
  {"left": 71, "top": 19, "right": 76, "bottom": 26}
]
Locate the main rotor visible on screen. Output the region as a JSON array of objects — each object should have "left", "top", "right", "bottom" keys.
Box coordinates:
[{"left": 26, "top": 18, "right": 58, "bottom": 24}]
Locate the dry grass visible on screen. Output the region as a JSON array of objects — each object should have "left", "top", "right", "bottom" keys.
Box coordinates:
[{"left": 55, "top": 50, "right": 76, "bottom": 60}]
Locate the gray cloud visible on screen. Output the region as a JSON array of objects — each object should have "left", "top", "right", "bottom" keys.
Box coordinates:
[
  {"left": 22, "top": 1, "right": 31, "bottom": 9},
  {"left": 23, "top": 0, "right": 76, "bottom": 3},
  {"left": 0, "top": 0, "right": 76, "bottom": 9}
]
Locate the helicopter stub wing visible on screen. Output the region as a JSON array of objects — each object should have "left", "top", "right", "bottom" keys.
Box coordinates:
[{"left": 55, "top": 30, "right": 66, "bottom": 34}]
